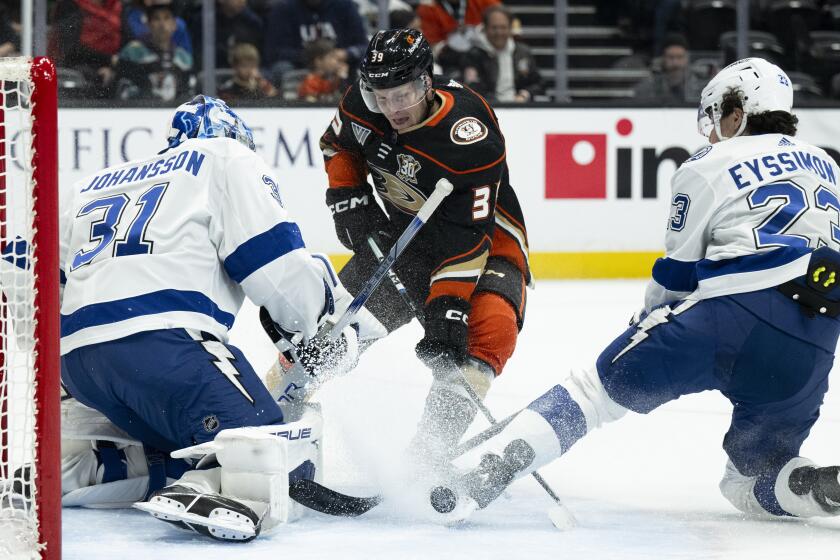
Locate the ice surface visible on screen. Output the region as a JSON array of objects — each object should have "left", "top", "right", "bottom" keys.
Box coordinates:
[{"left": 62, "top": 280, "right": 840, "bottom": 559}]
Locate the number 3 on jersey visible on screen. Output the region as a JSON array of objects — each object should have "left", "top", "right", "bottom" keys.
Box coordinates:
[
  {"left": 472, "top": 185, "right": 491, "bottom": 220},
  {"left": 71, "top": 182, "right": 169, "bottom": 270}
]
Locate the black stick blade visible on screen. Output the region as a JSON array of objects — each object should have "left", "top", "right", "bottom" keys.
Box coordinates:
[{"left": 289, "top": 479, "right": 381, "bottom": 517}]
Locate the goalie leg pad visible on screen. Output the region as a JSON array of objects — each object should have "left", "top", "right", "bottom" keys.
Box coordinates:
[{"left": 171, "top": 406, "right": 325, "bottom": 530}]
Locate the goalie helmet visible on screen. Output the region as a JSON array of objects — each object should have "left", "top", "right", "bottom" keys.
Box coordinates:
[
  {"left": 166, "top": 94, "right": 255, "bottom": 151},
  {"left": 359, "top": 28, "right": 434, "bottom": 114},
  {"left": 697, "top": 57, "right": 793, "bottom": 141}
]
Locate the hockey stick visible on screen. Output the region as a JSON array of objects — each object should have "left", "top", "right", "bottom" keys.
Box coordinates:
[
  {"left": 289, "top": 479, "right": 380, "bottom": 517},
  {"left": 450, "top": 411, "right": 517, "bottom": 458},
  {"left": 326, "top": 178, "right": 454, "bottom": 339},
  {"left": 265, "top": 179, "right": 453, "bottom": 420},
  {"left": 367, "top": 235, "right": 576, "bottom": 530}
]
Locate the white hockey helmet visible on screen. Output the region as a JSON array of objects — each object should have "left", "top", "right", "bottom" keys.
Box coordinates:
[{"left": 697, "top": 57, "right": 793, "bottom": 141}]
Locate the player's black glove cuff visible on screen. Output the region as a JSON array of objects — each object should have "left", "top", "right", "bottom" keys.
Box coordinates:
[
  {"left": 415, "top": 296, "right": 470, "bottom": 374},
  {"left": 326, "top": 186, "right": 389, "bottom": 252}
]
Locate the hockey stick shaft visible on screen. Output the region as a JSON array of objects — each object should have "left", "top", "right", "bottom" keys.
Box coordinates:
[
  {"left": 366, "top": 236, "right": 572, "bottom": 513},
  {"left": 327, "top": 178, "right": 454, "bottom": 339},
  {"left": 366, "top": 234, "right": 422, "bottom": 320}
]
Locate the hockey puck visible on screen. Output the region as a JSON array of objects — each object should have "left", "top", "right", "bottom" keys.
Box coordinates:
[{"left": 430, "top": 486, "right": 457, "bottom": 514}]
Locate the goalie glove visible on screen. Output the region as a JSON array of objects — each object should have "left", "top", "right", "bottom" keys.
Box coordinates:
[
  {"left": 260, "top": 306, "right": 360, "bottom": 378},
  {"left": 259, "top": 254, "right": 386, "bottom": 420}
]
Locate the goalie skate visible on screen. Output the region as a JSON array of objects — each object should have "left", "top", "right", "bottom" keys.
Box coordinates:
[{"left": 134, "top": 485, "right": 262, "bottom": 542}]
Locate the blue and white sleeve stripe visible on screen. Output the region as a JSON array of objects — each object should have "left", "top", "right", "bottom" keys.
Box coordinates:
[
  {"left": 651, "top": 257, "right": 699, "bottom": 293},
  {"left": 223, "top": 222, "right": 305, "bottom": 283}
]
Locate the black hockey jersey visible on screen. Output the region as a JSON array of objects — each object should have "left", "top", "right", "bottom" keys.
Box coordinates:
[{"left": 320, "top": 77, "right": 529, "bottom": 306}]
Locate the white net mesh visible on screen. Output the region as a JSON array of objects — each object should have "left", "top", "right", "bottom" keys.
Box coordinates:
[{"left": 0, "top": 57, "right": 43, "bottom": 560}]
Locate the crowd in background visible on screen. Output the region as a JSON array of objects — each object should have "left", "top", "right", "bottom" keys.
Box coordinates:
[
  {"left": 1, "top": 0, "right": 840, "bottom": 104},
  {"left": 0, "top": 0, "right": 545, "bottom": 104},
  {"left": 607, "top": 0, "right": 840, "bottom": 103}
]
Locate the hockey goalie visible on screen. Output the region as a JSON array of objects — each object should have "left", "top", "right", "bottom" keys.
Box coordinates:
[{"left": 52, "top": 94, "right": 385, "bottom": 542}]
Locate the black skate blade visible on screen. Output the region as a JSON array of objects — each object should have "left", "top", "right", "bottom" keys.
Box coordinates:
[{"left": 289, "top": 479, "right": 381, "bottom": 517}]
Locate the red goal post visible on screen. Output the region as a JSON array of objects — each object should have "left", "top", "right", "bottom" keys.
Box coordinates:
[{"left": 0, "top": 56, "right": 61, "bottom": 560}]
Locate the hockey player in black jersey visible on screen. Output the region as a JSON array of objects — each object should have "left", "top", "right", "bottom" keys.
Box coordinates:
[{"left": 318, "top": 28, "right": 531, "bottom": 472}]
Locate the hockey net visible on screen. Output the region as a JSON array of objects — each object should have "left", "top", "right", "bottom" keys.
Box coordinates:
[{"left": 0, "top": 57, "right": 60, "bottom": 560}]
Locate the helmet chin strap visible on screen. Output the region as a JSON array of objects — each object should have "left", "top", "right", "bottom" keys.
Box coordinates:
[{"left": 713, "top": 112, "right": 748, "bottom": 141}]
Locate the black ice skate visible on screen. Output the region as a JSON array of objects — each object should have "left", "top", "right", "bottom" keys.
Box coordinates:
[
  {"left": 133, "top": 484, "right": 262, "bottom": 542},
  {"left": 789, "top": 465, "right": 840, "bottom": 514},
  {"left": 430, "top": 439, "right": 536, "bottom": 520}
]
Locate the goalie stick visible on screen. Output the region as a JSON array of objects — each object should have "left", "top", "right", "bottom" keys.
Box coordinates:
[
  {"left": 289, "top": 479, "right": 380, "bottom": 517},
  {"left": 366, "top": 235, "right": 577, "bottom": 530},
  {"left": 264, "top": 179, "right": 453, "bottom": 420}
]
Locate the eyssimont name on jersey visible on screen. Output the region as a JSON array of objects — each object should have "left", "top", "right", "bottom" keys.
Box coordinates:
[{"left": 728, "top": 149, "right": 837, "bottom": 190}]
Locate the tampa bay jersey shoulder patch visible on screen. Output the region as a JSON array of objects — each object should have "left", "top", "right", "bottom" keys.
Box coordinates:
[{"left": 686, "top": 145, "right": 713, "bottom": 163}]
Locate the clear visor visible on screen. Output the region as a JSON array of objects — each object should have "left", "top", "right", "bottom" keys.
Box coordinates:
[
  {"left": 697, "top": 104, "right": 714, "bottom": 138},
  {"left": 360, "top": 74, "right": 430, "bottom": 115}
]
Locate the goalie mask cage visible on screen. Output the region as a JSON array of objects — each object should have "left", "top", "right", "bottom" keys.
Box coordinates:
[{"left": 0, "top": 57, "right": 61, "bottom": 560}]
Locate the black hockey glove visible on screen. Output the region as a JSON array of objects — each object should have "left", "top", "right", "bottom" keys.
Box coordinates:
[
  {"left": 326, "top": 186, "right": 389, "bottom": 252},
  {"left": 415, "top": 296, "right": 470, "bottom": 374}
]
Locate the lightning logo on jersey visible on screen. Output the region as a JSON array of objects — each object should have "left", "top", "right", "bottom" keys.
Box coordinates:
[
  {"left": 613, "top": 301, "right": 698, "bottom": 363},
  {"left": 200, "top": 337, "right": 255, "bottom": 404}
]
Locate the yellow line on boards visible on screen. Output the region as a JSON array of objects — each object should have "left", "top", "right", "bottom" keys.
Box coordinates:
[{"left": 328, "top": 252, "right": 662, "bottom": 279}]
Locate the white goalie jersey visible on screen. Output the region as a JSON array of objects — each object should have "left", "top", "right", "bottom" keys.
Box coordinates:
[
  {"left": 646, "top": 133, "right": 840, "bottom": 311},
  {"left": 59, "top": 137, "right": 330, "bottom": 354}
]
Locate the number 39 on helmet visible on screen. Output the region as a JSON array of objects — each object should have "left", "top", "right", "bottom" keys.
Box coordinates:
[{"left": 359, "top": 28, "right": 434, "bottom": 114}]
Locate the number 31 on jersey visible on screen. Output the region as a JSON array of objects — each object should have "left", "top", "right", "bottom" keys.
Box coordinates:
[{"left": 71, "top": 182, "right": 169, "bottom": 270}]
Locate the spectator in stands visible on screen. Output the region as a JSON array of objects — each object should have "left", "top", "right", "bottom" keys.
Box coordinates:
[
  {"left": 417, "top": 0, "right": 500, "bottom": 46},
  {"left": 218, "top": 43, "right": 278, "bottom": 102},
  {"left": 49, "top": 0, "right": 123, "bottom": 97},
  {"left": 297, "top": 38, "right": 349, "bottom": 102},
  {"left": 124, "top": 0, "right": 193, "bottom": 56},
  {"left": 0, "top": 4, "right": 21, "bottom": 58},
  {"left": 652, "top": 0, "right": 683, "bottom": 58},
  {"left": 354, "top": 0, "right": 414, "bottom": 30},
  {"left": 633, "top": 33, "right": 690, "bottom": 103},
  {"left": 114, "top": 1, "right": 194, "bottom": 102},
  {"left": 262, "top": 0, "right": 367, "bottom": 84},
  {"left": 189, "top": 0, "right": 264, "bottom": 69},
  {"left": 461, "top": 6, "right": 543, "bottom": 103},
  {"left": 390, "top": 7, "right": 422, "bottom": 30}
]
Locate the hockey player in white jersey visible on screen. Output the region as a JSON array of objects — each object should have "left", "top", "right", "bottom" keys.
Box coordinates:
[
  {"left": 430, "top": 58, "right": 840, "bottom": 521},
  {"left": 58, "top": 95, "right": 384, "bottom": 541}
]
